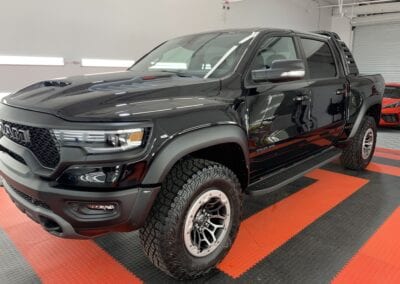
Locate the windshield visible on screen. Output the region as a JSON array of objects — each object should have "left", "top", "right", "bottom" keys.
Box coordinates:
[
  {"left": 129, "top": 31, "right": 257, "bottom": 79},
  {"left": 384, "top": 86, "right": 400, "bottom": 99}
]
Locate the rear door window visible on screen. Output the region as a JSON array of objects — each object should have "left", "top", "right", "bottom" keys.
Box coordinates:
[{"left": 300, "top": 38, "right": 337, "bottom": 79}]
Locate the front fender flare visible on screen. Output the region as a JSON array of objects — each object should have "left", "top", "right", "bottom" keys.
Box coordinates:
[{"left": 142, "top": 125, "right": 249, "bottom": 185}]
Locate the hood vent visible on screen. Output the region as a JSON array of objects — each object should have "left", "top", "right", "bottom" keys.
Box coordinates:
[
  {"left": 43, "top": 80, "right": 71, "bottom": 87},
  {"left": 88, "top": 75, "right": 172, "bottom": 92}
]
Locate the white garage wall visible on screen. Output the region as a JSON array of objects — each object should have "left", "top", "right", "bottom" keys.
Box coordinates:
[
  {"left": 353, "top": 23, "right": 400, "bottom": 82},
  {"left": 0, "top": 0, "right": 332, "bottom": 92}
]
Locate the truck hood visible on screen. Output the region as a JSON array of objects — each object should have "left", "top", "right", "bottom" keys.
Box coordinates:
[
  {"left": 382, "top": 97, "right": 400, "bottom": 107},
  {"left": 3, "top": 71, "right": 222, "bottom": 122}
]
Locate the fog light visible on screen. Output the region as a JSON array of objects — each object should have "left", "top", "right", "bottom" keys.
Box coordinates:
[
  {"left": 86, "top": 204, "right": 116, "bottom": 211},
  {"left": 67, "top": 201, "right": 118, "bottom": 217}
]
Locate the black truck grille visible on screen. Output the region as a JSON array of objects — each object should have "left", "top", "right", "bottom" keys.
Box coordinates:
[
  {"left": 0, "top": 120, "right": 60, "bottom": 168},
  {"left": 382, "top": 114, "right": 398, "bottom": 123}
]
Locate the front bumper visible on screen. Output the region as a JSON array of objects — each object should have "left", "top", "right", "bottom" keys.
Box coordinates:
[
  {"left": 0, "top": 104, "right": 161, "bottom": 238},
  {"left": 380, "top": 109, "right": 400, "bottom": 126},
  {"left": 0, "top": 153, "right": 160, "bottom": 238}
]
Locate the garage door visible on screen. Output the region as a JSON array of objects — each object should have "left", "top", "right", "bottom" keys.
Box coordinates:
[{"left": 353, "top": 23, "right": 400, "bottom": 82}]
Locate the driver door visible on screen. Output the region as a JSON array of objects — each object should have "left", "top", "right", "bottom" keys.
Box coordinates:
[{"left": 245, "top": 35, "right": 313, "bottom": 182}]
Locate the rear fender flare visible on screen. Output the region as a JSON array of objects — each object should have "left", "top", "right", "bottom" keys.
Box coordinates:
[{"left": 349, "top": 97, "right": 382, "bottom": 138}]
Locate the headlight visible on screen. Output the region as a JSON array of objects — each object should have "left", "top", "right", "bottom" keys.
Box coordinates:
[
  {"left": 53, "top": 128, "right": 145, "bottom": 153},
  {"left": 384, "top": 102, "right": 400, "bottom": 109},
  {"left": 57, "top": 162, "right": 146, "bottom": 189}
]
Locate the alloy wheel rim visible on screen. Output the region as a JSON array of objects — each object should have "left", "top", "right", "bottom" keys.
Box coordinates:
[
  {"left": 183, "top": 189, "right": 231, "bottom": 257},
  {"left": 362, "top": 128, "right": 374, "bottom": 160}
]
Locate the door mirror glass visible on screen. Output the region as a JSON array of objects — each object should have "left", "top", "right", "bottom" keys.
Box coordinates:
[{"left": 251, "top": 59, "right": 305, "bottom": 83}]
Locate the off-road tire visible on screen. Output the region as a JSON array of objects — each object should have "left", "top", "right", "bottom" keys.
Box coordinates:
[
  {"left": 341, "top": 116, "right": 377, "bottom": 170},
  {"left": 139, "top": 158, "right": 242, "bottom": 280}
]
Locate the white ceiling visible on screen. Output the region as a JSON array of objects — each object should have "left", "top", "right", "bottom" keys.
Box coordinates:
[
  {"left": 318, "top": 0, "right": 362, "bottom": 5},
  {"left": 317, "top": 0, "right": 400, "bottom": 7},
  {"left": 317, "top": 0, "right": 400, "bottom": 18}
]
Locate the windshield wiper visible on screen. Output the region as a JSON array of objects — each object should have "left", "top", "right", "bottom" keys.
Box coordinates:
[{"left": 158, "top": 70, "right": 194, "bottom": 78}]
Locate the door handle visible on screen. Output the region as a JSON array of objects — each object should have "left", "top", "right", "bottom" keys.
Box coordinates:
[
  {"left": 263, "top": 115, "right": 276, "bottom": 122},
  {"left": 336, "top": 89, "right": 346, "bottom": 96},
  {"left": 294, "top": 95, "right": 309, "bottom": 102}
]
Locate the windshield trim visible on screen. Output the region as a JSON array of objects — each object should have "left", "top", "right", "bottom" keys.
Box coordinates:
[{"left": 384, "top": 86, "right": 400, "bottom": 99}]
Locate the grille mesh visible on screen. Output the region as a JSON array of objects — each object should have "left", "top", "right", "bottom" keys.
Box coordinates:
[
  {"left": 382, "top": 114, "right": 398, "bottom": 123},
  {"left": 12, "top": 185, "right": 51, "bottom": 210},
  {"left": 0, "top": 120, "right": 60, "bottom": 168}
]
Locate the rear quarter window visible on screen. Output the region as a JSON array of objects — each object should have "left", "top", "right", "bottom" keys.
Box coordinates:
[{"left": 384, "top": 86, "right": 400, "bottom": 99}]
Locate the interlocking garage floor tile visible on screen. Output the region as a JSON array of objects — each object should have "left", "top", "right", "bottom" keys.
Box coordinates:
[
  {"left": 0, "top": 229, "right": 40, "bottom": 284},
  {"left": 333, "top": 207, "right": 400, "bottom": 283},
  {"left": 0, "top": 149, "right": 399, "bottom": 283},
  {"left": 377, "top": 129, "right": 400, "bottom": 150}
]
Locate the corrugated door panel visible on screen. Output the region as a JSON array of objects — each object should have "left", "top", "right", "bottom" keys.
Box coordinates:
[{"left": 353, "top": 23, "right": 400, "bottom": 82}]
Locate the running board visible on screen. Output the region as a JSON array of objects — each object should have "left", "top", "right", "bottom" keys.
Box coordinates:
[{"left": 247, "top": 147, "right": 342, "bottom": 196}]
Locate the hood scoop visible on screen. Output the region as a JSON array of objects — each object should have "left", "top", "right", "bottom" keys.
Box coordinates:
[
  {"left": 12, "top": 80, "right": 72, "bottom": 96},
  {"left": 88, "top": 74, "right": 174, "bottom": 93},
  {"left": 43, "top": 80, "right": 72, "bottom": 87}
]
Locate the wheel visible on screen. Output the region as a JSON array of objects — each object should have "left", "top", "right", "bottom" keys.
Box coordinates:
[
  {"left": 139, "top": 158, "right": 242, "bottom": 280},
  {"left": 340, "top": 116, "right": 377, "bottom": 170}
]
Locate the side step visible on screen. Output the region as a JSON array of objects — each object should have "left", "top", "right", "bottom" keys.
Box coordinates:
[{"left": 247, "top": 147, "right": 342, "bottom": 196}]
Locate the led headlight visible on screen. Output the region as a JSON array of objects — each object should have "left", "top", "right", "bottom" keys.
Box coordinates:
[
  {"left": 53, "top": 128, "right": 145, "bottom": 153},
  {"left": 384, "top": 102, "right": 400, "bottom": 109},
  {"left": 57, "top": 162, "right": 146, "bottom": 189}
]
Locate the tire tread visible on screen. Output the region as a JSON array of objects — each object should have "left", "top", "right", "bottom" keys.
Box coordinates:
[
  {"left": 341, "top": 116, "right": 377, "bottom": 170},
  {"left": 139, "top": 158, "right": 241, "bottom": 280}
]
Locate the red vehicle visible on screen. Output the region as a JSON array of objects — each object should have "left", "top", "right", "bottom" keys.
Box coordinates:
[{"left": 380, "top": 83, "right": 400, "bottom": 127}]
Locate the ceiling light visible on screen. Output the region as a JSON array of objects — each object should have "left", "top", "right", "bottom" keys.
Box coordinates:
[
  {"left": 81, "top": 58, "right": 135, "bottom": 68},
  {"left": 0, "top": 56, "right": 64, "bottom": 66},
  {"left": 149, "top": 62, "right": 188, "bottom": 70}
]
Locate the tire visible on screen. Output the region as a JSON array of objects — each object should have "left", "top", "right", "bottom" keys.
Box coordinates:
[
  {"left": 139, "top": 158, "right": 242, "bottom": 280},
  {"left": 340, "top": 116, "right": 377, "bottom": 170}
]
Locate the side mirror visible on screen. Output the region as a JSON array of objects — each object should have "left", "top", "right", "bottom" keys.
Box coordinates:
[{"left": 251, "top": 59, "right": 305, "bottom": 83}]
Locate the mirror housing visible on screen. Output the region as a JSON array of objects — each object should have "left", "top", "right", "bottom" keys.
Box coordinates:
[{"left": 251, "top": 59, "right": 305, "bottom": 83}]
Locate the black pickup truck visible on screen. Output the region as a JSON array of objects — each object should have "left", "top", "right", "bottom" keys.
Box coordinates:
[{"left": 0, "top": 29, "right": 384, "bottom": 279}]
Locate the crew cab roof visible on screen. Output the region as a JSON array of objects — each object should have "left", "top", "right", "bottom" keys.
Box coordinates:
[{"left": 184, "top": 28, "right": 332, "bottom": 41}]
